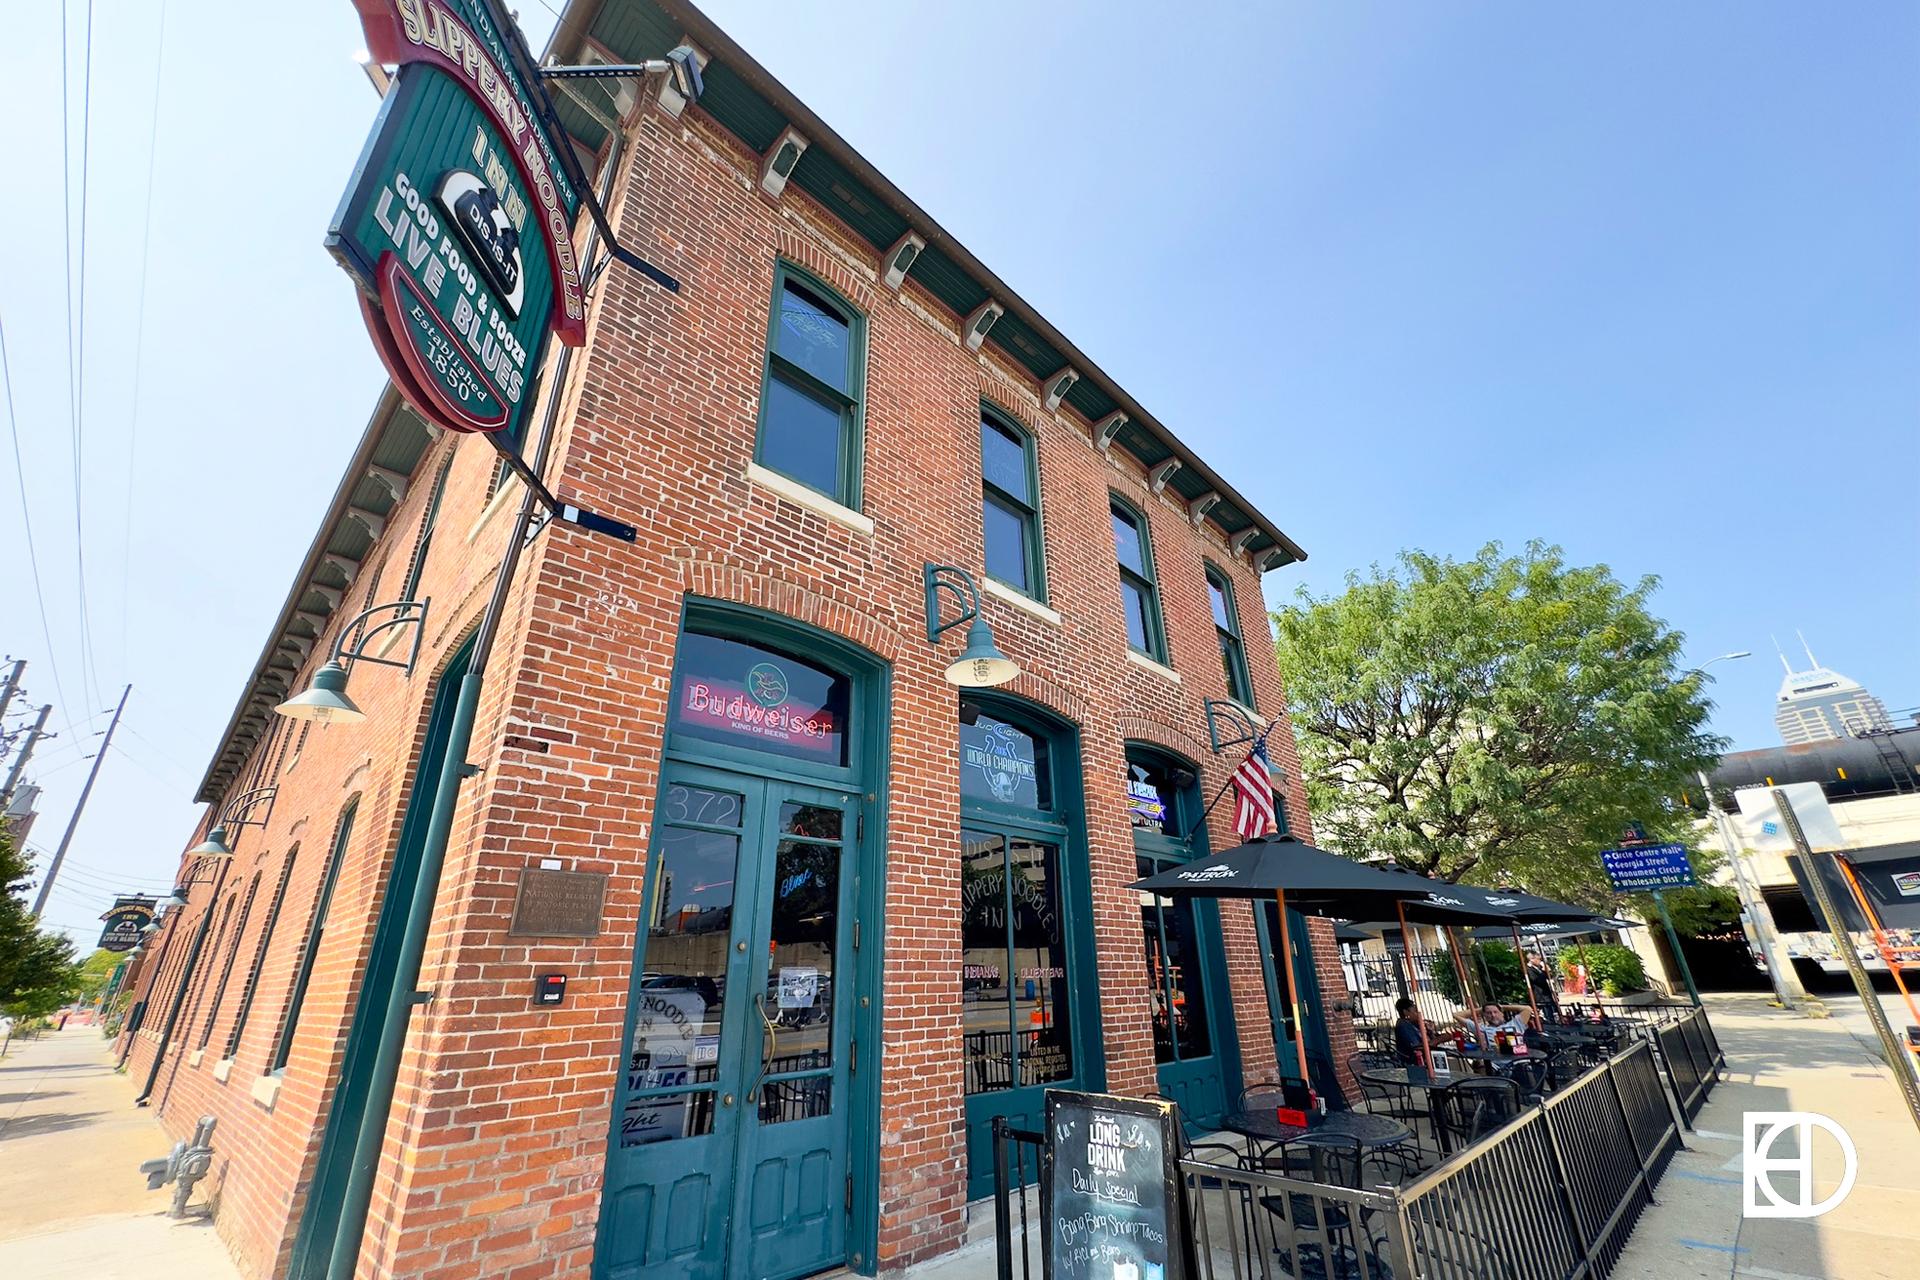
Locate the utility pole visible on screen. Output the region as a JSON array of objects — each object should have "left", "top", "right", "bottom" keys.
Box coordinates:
[
  {"left": 1775, "top": 788, "right": 1920, "bottom": 1135},
  {"left": 0, "top": 658, "right": 23, "bottom": 727},
  {"left": 1, "top": 703, "right": 52, "bottom": 808},
  {"left": 1700, "top": 769, "right": 1807, "bottom": 1007},
  {"left": 31, "top": 683, "right": 130, "bottom": 917}
]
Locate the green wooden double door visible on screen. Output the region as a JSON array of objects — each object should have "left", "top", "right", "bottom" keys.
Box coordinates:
[{"left": 599, "top": 763, "right": 861, "bottom": 1280}]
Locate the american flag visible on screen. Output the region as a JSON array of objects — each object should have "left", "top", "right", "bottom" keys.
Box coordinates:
[{"left": 1231, "top": 733, "right": 1278, "bottom": 840}]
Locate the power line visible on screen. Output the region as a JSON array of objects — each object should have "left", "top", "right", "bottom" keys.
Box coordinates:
[
  {"left": 0, "top": 312, "right": 75, "bottom": 725},
  {"left": 118, "top": 0, "right": 169, "bottom": 673},
  {"left": 59, "top": 0, "right": 105, "bottom": 716}
]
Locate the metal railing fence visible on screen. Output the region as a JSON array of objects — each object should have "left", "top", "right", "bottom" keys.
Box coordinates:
[{"left": 994, "top": 1026, "right": 1713, "bottom": 1280}]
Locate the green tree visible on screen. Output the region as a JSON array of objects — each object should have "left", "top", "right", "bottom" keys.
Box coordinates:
[
  {"left": 77, "top": 948, "right": 124, "bottom": 1001},
  {"left": 1274, "top": 542, "right": 1724, "bottom": 901},
  {"left": 0, "top": 828, "right": 83, "bottom": 1015}
]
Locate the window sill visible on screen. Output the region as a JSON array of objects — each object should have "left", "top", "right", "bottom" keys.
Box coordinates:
[
  {"left": 212, "top": 1057, "right": 234, "bottom": 1084},
  {"left": 745, "top": 462, "right": 874, "bottom": 536},
  {"left": 1227, "top": 699, "right": 1267, "bottom": 728},
  {"left": 1126, "top": 649, "right": 1182, "bottom": 684},
  {"left": 250, "top": 1071, "right": 283, "bottom": 1112},
  {"left": 188, "top": 1048, "right": 205, "bottom": 1069},
  {"left": 982, "top": 578, "right": 1062, "bottom": 626}
]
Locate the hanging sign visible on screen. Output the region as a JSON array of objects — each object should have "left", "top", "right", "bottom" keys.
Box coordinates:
[
  {"left": 97, "top": 897, "right": 156, "bottom": 953},
  {"left": 1043, "top": 1090, "right": 1192, "bottom": 1280},
  {"left": 331, "top": 0, "right": 583, "bottom": 443}
]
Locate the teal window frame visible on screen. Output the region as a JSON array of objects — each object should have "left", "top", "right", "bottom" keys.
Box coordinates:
[
  {"left": 979, "top": 406, "right": 1047, "bottom": 602},
  {"left": 399, "top": 455, "right": 452, "bottom": 604},
  {"left": 225, "top": 844, "right": 298, "bottom": 1060},
  {"left": 270, "top": 798, "right": 358, "bottom": 1073},
  {"left": 1110, "top": 496, "right": 1168, "bottom": 663},
  {"left": 753, "top": 261, "right": 867, "bottom": 509},
  {"left": 1205, "top": 564, "right": 1255, "bottom": 710}
]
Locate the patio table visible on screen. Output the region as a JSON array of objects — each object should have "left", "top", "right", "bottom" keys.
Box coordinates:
[{"left": 1222, "top": 1108, "right": 1414, "bottom": 1150}]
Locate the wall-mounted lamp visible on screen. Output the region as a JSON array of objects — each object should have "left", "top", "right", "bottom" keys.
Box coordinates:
[
  {"left": 276, "top": 598, "right": 431, "bottom": 724},
  {"left": 185, "top": 783, "right": 279, "bottom": 859},
  {"left": 923, "top": 565, "right": 1020, "bottom": 688}
]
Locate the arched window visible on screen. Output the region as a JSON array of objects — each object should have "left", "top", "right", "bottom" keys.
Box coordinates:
[
  {"left": 1110, "top": 498, "right": 1167, "bottom": 662},
  {"left": 271, "top": 799, "right": 357, "bottom": 1073},
  {"left": 226, "top": 844, "right": 298, "bottom": 1060}
]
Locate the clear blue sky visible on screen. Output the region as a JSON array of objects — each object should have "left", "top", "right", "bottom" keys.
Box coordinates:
[{"left": 3, "top": 2, "right": 1915, "bottom": 943}]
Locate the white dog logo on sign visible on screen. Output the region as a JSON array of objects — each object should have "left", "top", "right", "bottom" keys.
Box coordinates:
[{"left": 1742, "top": 1112, "right": 1857, "bottom": 1218}]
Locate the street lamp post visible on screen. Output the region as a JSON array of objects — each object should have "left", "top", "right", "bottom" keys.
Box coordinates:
[{"left": 1684, "top": 651, "right": 1808, "bottom": 1008}]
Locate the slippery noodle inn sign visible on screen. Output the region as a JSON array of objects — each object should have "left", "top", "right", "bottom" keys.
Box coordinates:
[{"left": 331, "top": 0, "right": 583, "bottom": 442}]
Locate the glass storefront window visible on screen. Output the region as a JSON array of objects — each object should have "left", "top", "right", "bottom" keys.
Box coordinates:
[
  {"left": 959, "top": 715, "right": 1050, "bottom": 810},
  {"left": 1126, "top": 758, "right": 1189, "bottom": 839},
  {"left": 962, "top": 830, "right": 1073, "bottom": 1093},
  {"left": 669, "top": 632, "right": 850, "bottom": 766}
]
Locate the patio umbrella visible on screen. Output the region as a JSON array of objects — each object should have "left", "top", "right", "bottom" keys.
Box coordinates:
[
  {"left": 1129, "top": 834, "right": 1470, "bottom": 1082},
  {"left": 1467, "top": 918, "right": 1641, "bottom": 943},
  {"left": 1332, "top": 921, "right": 1379, "bottom": 944}
]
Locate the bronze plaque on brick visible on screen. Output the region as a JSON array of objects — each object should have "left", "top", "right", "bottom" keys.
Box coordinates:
[{"left": 508, "top": 868, "right": 608, "bottom": 938}]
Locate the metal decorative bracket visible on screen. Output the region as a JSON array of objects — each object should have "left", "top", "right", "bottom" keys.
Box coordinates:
[
  {"left": 1204, "top": 698, "right": 1258, "bottom": 753},
  {"left": 923, "top": 564, "right": 983, "bottom": 644},
  {"left": 335, "top": 598, "right": 431, "bottom": 678},
  {"left": 220, "top": 784, "right": 280, "bottom": 835}
]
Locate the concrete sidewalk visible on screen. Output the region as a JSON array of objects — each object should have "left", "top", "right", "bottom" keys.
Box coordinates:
[
  {"left": 0, "top": 1026, "right": 240, "bottom": 1279},
  {"left": 1612, "top": 993, "right": 1920, "bottom": 1280}
]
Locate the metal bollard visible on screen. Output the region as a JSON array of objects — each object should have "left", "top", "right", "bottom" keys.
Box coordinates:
[{"left": 137, "top": 1114, "right": 217, "bottom": 1218}]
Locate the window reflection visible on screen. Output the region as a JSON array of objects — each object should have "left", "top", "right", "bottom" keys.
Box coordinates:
[
  {"left": 1139, "top": 855, "right": 1213, "bottom": 1065},
  {"left": 962, "top": 831, "right": 1072, "bottom": 1093},
  {"left": 624, "top": 818, "right": 740, "bottom": 1147}
]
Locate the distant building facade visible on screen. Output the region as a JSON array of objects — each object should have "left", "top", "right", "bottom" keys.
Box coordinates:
[{"left": 1773, "top": 647, "right": 1893, "bottom": 745}]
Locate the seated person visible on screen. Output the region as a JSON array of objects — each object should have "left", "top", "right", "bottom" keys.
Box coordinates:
[
  {"left": 1392, "top": 997, "right": 1429, "bottom": 1066},
  {"left": 1455, "top": 1001, "right": 1527, "bottom": 1047}
]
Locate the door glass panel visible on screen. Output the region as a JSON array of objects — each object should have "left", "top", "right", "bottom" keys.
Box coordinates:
[
  {"left": 961, "top": 830, "right": 1012, "bottom": 1094},
  {"left": 670, "top": 632, "right": 851, "bottom": 766},
  {"left": 622, "top": 822, "right": 739, "bottom": 1147},
  {"left": 1008, "top": 840, "right": 1072, "bottom": 1087},
  {"left": 779, "top": 802, "right": 842, "bottom": 841},
  {"left": 760, "top": 838, "right": 839, "bottom": 1072},
  {"left": 1138, "top": 855, "right": 1213, "bottom": 1064}
]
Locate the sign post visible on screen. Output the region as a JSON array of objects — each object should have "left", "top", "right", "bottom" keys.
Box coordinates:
[
  {"left": 1600, "top": 840, "right": 1702, "bottom": 1006},
  {"left": 1773, "top": 790, "right": 1920, "bottom": 1135}
]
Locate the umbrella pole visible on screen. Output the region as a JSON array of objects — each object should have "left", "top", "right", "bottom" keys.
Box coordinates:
[
  {"left": 1512, "top": 925, "right": 1539, "bottom": 1030},
  {"left": 1275, "top": 889, "right": 1312, "bottom": 1085},
  {"left": 1398, "top": 899, "right": 1432, "bottom": 1069}
]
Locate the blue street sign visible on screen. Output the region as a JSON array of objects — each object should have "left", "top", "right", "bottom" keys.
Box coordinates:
[{"left": 1600, "top": 843, "right": 1696, "bottom": 893}]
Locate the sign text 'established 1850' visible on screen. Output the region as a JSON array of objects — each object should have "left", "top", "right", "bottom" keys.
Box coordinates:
[{"left": 331, "top": 0, "right": 583, "bottom": 443}]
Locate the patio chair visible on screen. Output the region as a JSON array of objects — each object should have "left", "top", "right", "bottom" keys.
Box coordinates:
[
  {"left": 1507, "top": 1059, "right": 1549, "bottom": 1104},
  {"left": 1429, "top": 1078, "right": 1522, "bottom": 1154}
]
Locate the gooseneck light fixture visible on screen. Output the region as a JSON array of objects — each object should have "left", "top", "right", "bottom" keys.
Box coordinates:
[
  {"left": 923, "top": 564, "right": 1020, "bottom": 688},
  {"left": 276, "top": 598, "right": 431, "bottom": 725},
  {"left": 185, "top": 783, "right": 280, "bottom": 859}
]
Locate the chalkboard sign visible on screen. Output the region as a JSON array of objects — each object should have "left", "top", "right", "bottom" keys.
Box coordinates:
[{"left": 1042, "top": 1090, "right": 1191, "bottom": 1280}]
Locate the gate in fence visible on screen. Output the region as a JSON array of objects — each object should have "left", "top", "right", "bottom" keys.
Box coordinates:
[{"left": 995, "top": 1008, "right": 1725, "bottom": 1280}]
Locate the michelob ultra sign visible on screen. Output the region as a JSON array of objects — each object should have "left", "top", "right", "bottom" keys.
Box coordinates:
[{"left": 330, "top": 0, "right": 584, "bottom": 441}]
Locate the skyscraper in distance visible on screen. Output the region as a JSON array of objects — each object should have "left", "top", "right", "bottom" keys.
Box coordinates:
[{"left": 1774, "top": 634, "right": 1893, "bottom": 745}]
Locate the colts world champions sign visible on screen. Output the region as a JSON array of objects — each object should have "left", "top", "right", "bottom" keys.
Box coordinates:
[{"left": 330, "top": 0, "right": 584, "bottom": 443}]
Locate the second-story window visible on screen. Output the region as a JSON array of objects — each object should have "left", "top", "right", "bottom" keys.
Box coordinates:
[
  {"left": 1110, "top": 499, "right": 1167, "bottom": 663},
  {"left": 980, "top": 411, "right": 1044, "bottom": 599},
  {"left": 756, "top": 266, "right": 864, "bottom": 507},
  {"left": 1207, "top": 565, "right": 1254, "bottom": 707}
]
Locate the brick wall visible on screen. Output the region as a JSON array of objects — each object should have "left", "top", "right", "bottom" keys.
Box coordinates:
[{"left": 119, "top": 72, "right": 1349, "bottom": 1280}]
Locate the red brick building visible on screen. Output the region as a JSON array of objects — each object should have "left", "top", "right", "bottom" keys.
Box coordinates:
[{"left": 117, "top": 3, "right": 1353, "bottom": 1277}]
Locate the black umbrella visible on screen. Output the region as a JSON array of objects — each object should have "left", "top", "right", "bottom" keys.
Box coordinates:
[
  {"left": 1333, "top": 922, "right": 1379, "bottom": 944},
  {"left": 1467, "top": 918, "right": 1640, "bottom": 943},
  {"left": 1129, "top": 834, "right": 1465, "bottom": 1080}
]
